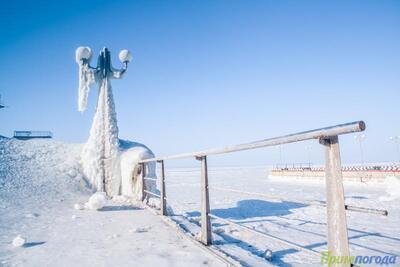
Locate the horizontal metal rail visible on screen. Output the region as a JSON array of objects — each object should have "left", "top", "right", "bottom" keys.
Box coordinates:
[
  {"left": 139, "top": 121, "right": 365, "bottom": 163},
  {"left": 144, "top": 177, "right": 158, "bottom": 181},
  {"left": 143, "top": 190, "right": 160, "bottom": 198}
]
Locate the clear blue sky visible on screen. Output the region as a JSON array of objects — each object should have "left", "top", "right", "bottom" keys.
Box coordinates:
[{"left": 0, "top": 0, "right": 399, "bottom": 166}]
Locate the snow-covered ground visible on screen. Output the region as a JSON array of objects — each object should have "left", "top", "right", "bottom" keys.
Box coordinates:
[
  {"left": 0, "top": 138, "right": 225, "bottom": 267},
  {"left": 1, "top": 137, "right": 399, "bottom": 266},
  {"left": 160, "top": 166, "right": 400, "bottom": 266}
]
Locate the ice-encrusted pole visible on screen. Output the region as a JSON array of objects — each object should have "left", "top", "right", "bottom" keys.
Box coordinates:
[{"left": 75, "top": 46, "right": 132, "bottom": 196}]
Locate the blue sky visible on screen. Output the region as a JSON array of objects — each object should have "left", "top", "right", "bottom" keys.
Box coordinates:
[{"left": 0, "top": 0, "right": 399, "bottom": 166}]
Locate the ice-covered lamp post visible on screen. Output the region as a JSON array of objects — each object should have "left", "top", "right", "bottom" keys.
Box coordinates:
[{"left": 76, "top": 47, "right": 132, "bottom": 195}]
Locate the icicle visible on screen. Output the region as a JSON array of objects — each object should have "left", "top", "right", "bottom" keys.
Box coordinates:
[
  {"left": 81, "top": 78, "right": 121, "bottom": 195},
  {"left": 78, "top": 64, "right": 94, "bottom": 112}
]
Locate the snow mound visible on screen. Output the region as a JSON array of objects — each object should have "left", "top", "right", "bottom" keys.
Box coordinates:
[
  {"left": 0, "top": 138, "right": 90, "bottom": 251},
  {"left": 379, "top": 176, "right": 400, "bottom": 201},
  {"left": 0, "top": 138, "right": 88, "bottom": 210},
  {"left": 85, "top": 192, "right": 107, "bottom": 210},
  {"left": 12, "top": 235, "right": 26, "bottom": 247}
]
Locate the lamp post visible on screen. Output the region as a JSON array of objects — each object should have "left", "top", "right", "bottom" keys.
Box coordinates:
[
  {"left": 354, "top": 134, "right": 366, "bottom": 166},
  {"left": 76, "top": 47, "right": 132, "bottom": 195},
  {"left": 390, "top": 136, "right": 400, "bottom": 163}
]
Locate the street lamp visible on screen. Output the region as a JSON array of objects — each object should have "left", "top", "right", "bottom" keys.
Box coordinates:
[
  {"left": 76, "top": 46, "right": 132, "bottom": 195},
  {"left": 389, "top": 136, "right": 400, "bottom": 163},
  {"left": 354, "top": 134, "right": 366, "bottom": 165},
  {"left": 76, "top": 46, "right": 132, "bottom": 80}
]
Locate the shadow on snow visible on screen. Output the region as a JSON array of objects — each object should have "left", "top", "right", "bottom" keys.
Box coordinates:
[{"left": 186, "top": 199, "right": 308, "bottom": 220}]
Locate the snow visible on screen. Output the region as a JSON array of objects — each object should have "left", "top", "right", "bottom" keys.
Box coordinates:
[
  {"left": 1, "top": 137, "right": 399, "bottom": 266},
  {"left": 76, "top": 46, "right": 94, "bottom": 112},
  {"left": 379, "top": 176, "right": 400, "bottom": 201},
  {"left": 81, "top": 78, "right": 120, "bottom": 194},
  {"left": 119, "top": 144, "right": 157, "bottom": 199},
  {"left": 0, "top": 138, "right": 222, "bottom": 266},
  {"left": 161, "top": 166, "right": 400, "bottom": 266},
  {"left": 74, "top": 203, "right": 84, "bottom": 210},
  {"left": 84, "top": 192, "right": 107, "bottom": 210},
  {"left": 118, "top": 49, "right": 132, "bottom": 63},
  {"left": 75, "top": 46, "right": 92, "bottom": 63},
  {"left": 12, "top": 236, "right": 26, "bottom": 247}
]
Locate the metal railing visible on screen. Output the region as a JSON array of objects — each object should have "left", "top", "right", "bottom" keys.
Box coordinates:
[{"left": 138, "top": 121, "right": 382, "bottom": 264}]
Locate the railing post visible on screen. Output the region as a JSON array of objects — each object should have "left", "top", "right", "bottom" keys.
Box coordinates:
[
  {"left": 320, "top": 136, "right": 350, "bottom": 266},
  {"left": 197, "top": 155, "right": 212, "bottom": 245},
  {"left": 158, "top": 160, "right": 167, "bottom": 216},
  {"left": 141, "top": 163, "right": 146, "bottom": 201}
]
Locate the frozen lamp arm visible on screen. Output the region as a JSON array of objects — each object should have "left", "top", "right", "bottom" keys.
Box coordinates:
[
  {"left": 111, "top": 61, "right": 128, "bottom": 79},
  {"left": 111, "top": 49, "right": 132, "bottom": 79}
]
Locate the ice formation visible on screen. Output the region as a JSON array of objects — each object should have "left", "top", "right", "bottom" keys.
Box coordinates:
[
  {"left": 76, "top": 47, "right": 158, "bottom": 198},
  {"left": 76, "top": 47, "right": 94, "bottom": 112},
  {"left": 80, "top": 78, "right": 120, "bottom": 195}
]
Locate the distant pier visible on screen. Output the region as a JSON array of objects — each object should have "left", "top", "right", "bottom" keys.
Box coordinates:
[
  {"left": 13, "top": 131, "right": 53, "bottom": 140},
  {"left": 270, "top": 164, "right": 400, "bottom": 183}
]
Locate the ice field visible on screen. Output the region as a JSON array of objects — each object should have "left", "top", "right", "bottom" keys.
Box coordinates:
[{"left": 161, "top": 166, "right": 400, "bottom": 265}]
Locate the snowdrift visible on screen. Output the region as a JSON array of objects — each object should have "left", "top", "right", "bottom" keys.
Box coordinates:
[{"left": 0, "top": 137, "right": 158, "bottom": 208}]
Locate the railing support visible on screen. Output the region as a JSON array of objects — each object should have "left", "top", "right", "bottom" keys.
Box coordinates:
[
  {"left": 158, "top": 160, "right": 167, "bottom": 216},
  {"left": 197, "top": 155, "right": 212, "bottom": 245},
  {"left": 141, "top": 163, "right": 146, "bottom": 201},
  {"left": 320, "top": 136, "right": 350, "bottom": 266}
]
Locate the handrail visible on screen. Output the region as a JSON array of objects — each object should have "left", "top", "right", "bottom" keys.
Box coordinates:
[
  {"left": 139, "top": 121, "right": 365, "bottom": 163},
  {"left": 140, "top": 120, "right": 368, "bottom": 264}
]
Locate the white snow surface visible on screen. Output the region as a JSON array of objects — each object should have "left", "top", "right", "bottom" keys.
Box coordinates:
[
  {"left": 379, "top": 176, "right": 400, "bottom": 201},
  {"left": 0, "top": 138, "right": 223, "bottom": 267},
  {"left": 1, "top": 137, "right": 399, "bottom": 266},
  {"left": 160, "top": 166, "right": 400, "bottom": 266}
]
